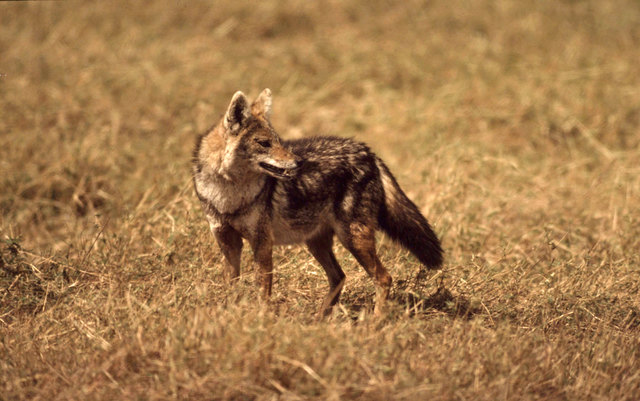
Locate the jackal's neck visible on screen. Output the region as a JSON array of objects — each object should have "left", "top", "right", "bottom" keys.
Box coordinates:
[
  {"left": 195, "top": 130, "right": 268, "bottom": 215},
  {"left": 198, "top": 129, "right": 250, "bottom": 181},
  {"left": 197, "top": 129, "right": 225, "bottom": 176},
  {"left": 195, "top": 169, "right": 267, "bottom": 216}
]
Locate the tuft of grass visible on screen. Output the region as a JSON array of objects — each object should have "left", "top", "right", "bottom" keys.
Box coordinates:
[{"left": 2, "top": 0, "right": 640, "bottom": 399}]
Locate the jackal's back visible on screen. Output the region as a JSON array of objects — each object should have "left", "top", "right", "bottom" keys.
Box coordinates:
[
  {"left": 273, "top": 135, "right": 442, "bottom": 268},
  {"left": 274, "top": 136, "right": 385, "bottom": 224}
]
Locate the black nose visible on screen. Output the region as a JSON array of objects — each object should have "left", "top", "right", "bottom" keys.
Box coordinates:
[{"left": 293, "top": 156, "right": 303, "bottom": 169}]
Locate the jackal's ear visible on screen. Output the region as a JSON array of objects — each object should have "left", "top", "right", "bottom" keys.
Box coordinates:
[
  {"left": 251, "top": 88, "right": 272, "bottom": 119},
  {"left": 223, "top": 91, "right": 251, "bottom": 133}
]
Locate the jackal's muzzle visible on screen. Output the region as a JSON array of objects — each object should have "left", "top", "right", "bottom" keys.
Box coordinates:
[{"left": 258, "top": 159, "right": 299, "bottom": 179}]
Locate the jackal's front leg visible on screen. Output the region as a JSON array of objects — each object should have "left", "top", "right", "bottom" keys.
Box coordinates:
[
  {"left": 212, "top": 223, "right": 243, "bottom": 282},
  {"left": 249, "top": 233, "right": 274, "bottom": 298}
]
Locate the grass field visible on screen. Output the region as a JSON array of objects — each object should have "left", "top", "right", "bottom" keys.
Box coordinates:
[{"left": 2, "top": 1, "right": 640, "bottom": 399}]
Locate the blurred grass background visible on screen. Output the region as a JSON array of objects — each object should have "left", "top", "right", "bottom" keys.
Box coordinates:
[{"left": 1, "top": 1, "right": 640, "bottom": 400}]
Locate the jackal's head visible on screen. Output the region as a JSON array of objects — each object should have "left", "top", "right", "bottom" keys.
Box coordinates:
[{"left": 217, "top": 89, "right": 300, "bottom": 180}]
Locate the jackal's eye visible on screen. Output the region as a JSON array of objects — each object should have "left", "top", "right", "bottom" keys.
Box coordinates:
[{"left": 256, "top": 139, "right": 271, "bottom": 148}]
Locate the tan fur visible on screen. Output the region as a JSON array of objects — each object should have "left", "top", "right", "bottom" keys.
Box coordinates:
[{"left": 193, "top": 89, "right": 443, "bottom": 318}]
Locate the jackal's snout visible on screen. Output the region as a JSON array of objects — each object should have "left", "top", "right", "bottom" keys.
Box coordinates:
[{"left": 258, "top": 148, "right": 300, "bottom": 179}]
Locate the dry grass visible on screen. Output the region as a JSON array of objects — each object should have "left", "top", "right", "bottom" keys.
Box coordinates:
[{"left": 2, "top": 0, "right": 640, "bottom": 399}]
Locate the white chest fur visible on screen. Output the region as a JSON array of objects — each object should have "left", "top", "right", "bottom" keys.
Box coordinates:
[{"left": 195, "top": 170, "right": 266, "bottom": 215}]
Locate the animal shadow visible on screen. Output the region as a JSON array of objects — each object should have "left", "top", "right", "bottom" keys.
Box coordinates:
[{"left": 392, "top": 279, "right": 480, "bottom": 319}]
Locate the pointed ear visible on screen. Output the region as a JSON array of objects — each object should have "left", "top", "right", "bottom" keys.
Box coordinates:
[
  {"left": 251, "top": 88, "right": 272, "bottom": 119},
  {"left": 223, "top": 91, "right": 250, "bottom": 133}
]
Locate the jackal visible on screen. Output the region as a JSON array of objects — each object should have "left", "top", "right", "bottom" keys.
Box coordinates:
[{"left": 192, "top": 89, "right": 443, "bottom": 317}]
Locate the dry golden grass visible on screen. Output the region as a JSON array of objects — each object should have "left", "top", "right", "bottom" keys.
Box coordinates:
[{"left": 1, "top": 1, "right": 640, "bottom": 399}]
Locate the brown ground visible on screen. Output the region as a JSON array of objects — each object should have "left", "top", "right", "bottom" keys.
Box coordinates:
[{"left": 1, "top": 1, "right": 639, "bottom": 399}]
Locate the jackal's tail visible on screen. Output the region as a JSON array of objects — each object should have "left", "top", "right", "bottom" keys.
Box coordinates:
[{"left": 376, "top": 159, "right": 443, "bottom": 269}]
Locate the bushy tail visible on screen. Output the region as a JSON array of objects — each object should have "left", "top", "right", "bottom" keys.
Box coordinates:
[{"left": 376, "top": 159, "right": 443, "bottom": 269}]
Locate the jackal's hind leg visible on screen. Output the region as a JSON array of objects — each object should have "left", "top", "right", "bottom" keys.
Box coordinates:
[
  {"left": 306, "top": 230, "right": 346, "bottom": 319},
  {"left": 337, "top": 222, "right": 392, "bottom": 316},
  {"left": 213, "top": 224, "right": 243, "bottom": 281}
]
